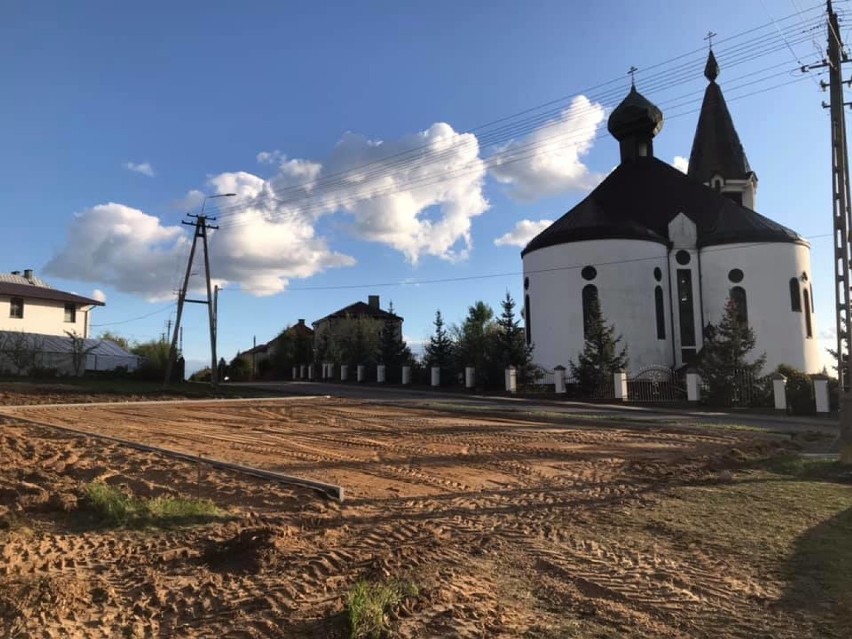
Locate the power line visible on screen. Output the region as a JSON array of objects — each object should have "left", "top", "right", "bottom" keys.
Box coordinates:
[
  {"left": 201, "top": 9, "right": 825, "bottom": 224},
  {"left": 90, "top": 303, "right": 176, "bottom": 327}
]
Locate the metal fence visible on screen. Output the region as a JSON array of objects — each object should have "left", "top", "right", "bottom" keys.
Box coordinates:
[{"left": 627, "top": 366, "right": 686, "bottom": 402}]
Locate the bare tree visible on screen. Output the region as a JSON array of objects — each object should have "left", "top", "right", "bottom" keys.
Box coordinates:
[{"left": 66, "top": 331, "right": 99, "bottom": 376}]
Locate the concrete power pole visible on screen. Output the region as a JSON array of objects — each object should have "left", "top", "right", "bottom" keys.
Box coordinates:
[
  {"left": 163, "top": 213, "right": 220, "bottom": 388},
  {"left": 810, "top": 0, "right": 852, "bottom": 458}
]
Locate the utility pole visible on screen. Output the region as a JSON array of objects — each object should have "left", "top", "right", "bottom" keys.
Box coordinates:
[
  {"left": 808, "top": 1, "right": 852, "bottom": 457},
  {"left": 163, "top": 214, "right": 220, "bottom": 387}
]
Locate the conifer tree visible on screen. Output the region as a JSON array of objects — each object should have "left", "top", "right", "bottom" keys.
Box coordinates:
[
  {"left": 493, "top": 292, "right": 535, "bottom": 384},
  {"left": 697, "top": 296, "right": 766, "bottom": 405},
  {"left": 569, "top": 296, "right": 628, "bottom": 394},
  {"left": 379, "top": 302, "right": 413, "bottom": 381},
  {"left": 424, "top": 310, "right": 454, "bottom": 370}
]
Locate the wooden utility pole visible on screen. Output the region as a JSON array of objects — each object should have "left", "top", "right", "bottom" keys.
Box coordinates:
[{"left": 164, "top": 214, "right": 220, "bottom": 387}]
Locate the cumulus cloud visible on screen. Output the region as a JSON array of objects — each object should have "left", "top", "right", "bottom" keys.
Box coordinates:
[
  {"left": 494, "top": 219, "right": 553, "bottom": 248},
  {"left": 92, "top": 289, "right": 107, "bottom": 303},
  {"left": 489, "top": 95, "right": 605, "bottom": 201},
  {"left": 673, "top": 156, "right": 689, "bottom": 173},
  {"left": 44, "top": 200, "right": 353, "bottom": 299},
  {"left": 49, "top": 122, "right": 489, "bottom": 298},
  {"left": 124, "top": 161, "right": 155, "bottom": 177}
]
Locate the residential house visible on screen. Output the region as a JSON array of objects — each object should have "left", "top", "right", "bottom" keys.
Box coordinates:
[{"left": 312, "top": 295, "right": 402, "bottom": 365}]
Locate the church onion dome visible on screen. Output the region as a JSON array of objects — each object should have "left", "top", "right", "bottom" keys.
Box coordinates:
[
  {"left": 688, "top": 50, "right": 754, "bottom": 183},
  {"left": 607, "top": 85, "right": 664, "bottom": 142},
  {"left": 521, "top": 156, "right": 804, "bottom": 257}
]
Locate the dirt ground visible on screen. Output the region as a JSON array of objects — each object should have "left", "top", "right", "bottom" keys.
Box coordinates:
[{"left": 1, "top": 395, "right": 850, "bottom": 638}]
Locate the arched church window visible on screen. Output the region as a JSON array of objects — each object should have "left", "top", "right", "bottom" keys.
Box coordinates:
[
  {"left": 803, "top": 290, "right": 813, "bottom": 338},
  {"left": 730, "top": 286, "right": 748, "bottom": 326},
  {"left": 524, "top": 277, "right": 529, "bottom": 290},
  {"left": 582, "top": 285, "right": 599, "bottom": 340},
  {"left": 524, "top": 295, "right": 532, "bottom": 345},
  {"left": 654, "top": 286, "right": 665, "bottom": 339},
  {"left": 653, "top": 267, "right": 662, "bottom": 282},
  {"left": 789, "top": 278, "right": 801, "bottom": 312},
  {"left": 810, "top": 284, "right": 815, "bottom": 314}
]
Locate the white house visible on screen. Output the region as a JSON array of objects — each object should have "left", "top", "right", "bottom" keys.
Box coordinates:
[
  {"left": 0, "top": 269, "right": 103, "bottom": 338},
  {"left": 522, "top": 51, "right": 820, "bottom": 374}
]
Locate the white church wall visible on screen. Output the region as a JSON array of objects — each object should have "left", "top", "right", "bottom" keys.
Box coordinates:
[
  {"left": 523, "top": 239, "right": 672, "bottom": 374},
  {"left": 699, "top": 242, "right": 821, "bottom": 373}
]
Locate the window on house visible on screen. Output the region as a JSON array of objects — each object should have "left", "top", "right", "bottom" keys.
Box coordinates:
[
  {"left": 654, "top": 286, "right": 666, "bottom": 339},
  {"left": 789, "top": 278, "right": 801, "bottom": 312},
  {"left": 676, "top": 270, "right": 695, "bottom": 347},
  {"left": 64, "top": 303, "right": 76, "bottom": 323},
  {"left": 803, "top": 289, "right": 813, "bottom": 338},
  {"left": 9, "top": 297, "right": 23, "bottom": 319},
  {"left": 524, "top": 295, "right": 532, "bottom": 346},
  {"left": 582, "top": 285, "right": 599, "bottom": 340},
  {"left": 731, "top": 286, "right": 748, "bottom": 326}
]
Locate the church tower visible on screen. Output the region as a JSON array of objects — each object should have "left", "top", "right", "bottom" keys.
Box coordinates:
[{"left": 688, "top": 50, "right": 758, "bottom": 209}]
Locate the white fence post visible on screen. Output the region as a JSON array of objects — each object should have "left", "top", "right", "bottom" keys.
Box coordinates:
[
  {"left": 614, "top": 371, "right": 628, "bottom": 401},
  {"left": 554, "top": 366, "right": 566, "bottom": 394},
  {"left": 377, "top": 365, "right": 386, "bottom": 383},
  {"left": 770, "top": 372, "right": 787, "bottom": 411},
  {"left": 505, "top": 366, "right": 517, "bottom": 393},
  {"left": 465, "top": 366, "right": 475, "bottom": 389},
  {"left": 686, "top": 371, "right": 701, "bottom": 402},
  {"left": 431, "top": 366, "right": 440, "bottom": 387},
  {"left": 357, "top": 365, "right": 365, "bottom": 382},
  {"left": 292, "top": 366, "right": 297, "bottom": 380},
  {"left": 341, "top": 364, "right": 349, "bottom": 382},
  {"left": 308, "top": 364, "right": 314, "bottom": 380},
  {"left": 299, "top": 365, "right": 306, "bottom": 379},
  {"left": 402, "top": 365, "right": 411, "bottom": 385},
  {"left": 812, "top": 374, "right": 830, "bottom": 413}
]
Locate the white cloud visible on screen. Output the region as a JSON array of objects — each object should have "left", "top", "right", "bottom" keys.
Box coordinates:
[
  {"left": 124, "top": 161, "right": 155, "bottom": 177},
  {"left": 489, "top": 95, "right": 605, "bottom": 202},
  {"left": 44, "top": 201, "right": 353, "bottom": 300},
  {"left": 494, "top": 219, "right": 553, "bottom": 248},
  {"left": 92, "top": 289, "right": 107, "bottom": 303},
  {"left": 673, "top": 156, "right": 689, "bottom": 173},
  {"left": 49, "top": 122, "right": 490, "bottom": 298},
  {"left": 256, "top": 150, "right": 284, "bottom": 165}
]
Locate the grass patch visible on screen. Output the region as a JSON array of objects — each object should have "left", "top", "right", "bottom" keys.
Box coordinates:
[
  {"left": 762, "top": 453, "right": 852, "bottom": 481},
  {"left": 84, "top": 482, "right": 226, "bottom": 528},
  {"left": 346, "top": 579, "right": 417, "bottom": 639}
]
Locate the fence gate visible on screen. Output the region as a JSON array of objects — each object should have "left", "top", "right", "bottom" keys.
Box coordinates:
[{"left": 627, "top": 366, "right": 685, "bottom": 402}]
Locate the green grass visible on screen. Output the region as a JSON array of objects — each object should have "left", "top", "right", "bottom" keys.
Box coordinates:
[
  {"left": 84, "top": 482, "right": 226, "bottom": 528},
  {"left": 346, "top": 579, "right": 417, "bottom": 639}
]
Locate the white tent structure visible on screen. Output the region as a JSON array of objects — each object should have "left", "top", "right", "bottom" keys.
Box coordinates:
[{"left": 0, "top": 331, "right": 141, "bottom": 376}]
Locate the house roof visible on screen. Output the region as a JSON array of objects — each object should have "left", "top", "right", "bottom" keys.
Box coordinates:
[
  {"left": 521, "top": 156, "right": 803, "bottom": 256},
  {"left": 0, "top": 281, "right": 104, "bottom": 307},
  {"left": 687, "top": 51, "right": 754, "bottom": 184},
  {"left": 313, "top": 301, "right": 403, "bottom": 325},
  {"left": 0, "top": 331, "right": 136, "bottom": 357},
  {"left": 287, "top": 321, "right": 315, "bottom": 338}
]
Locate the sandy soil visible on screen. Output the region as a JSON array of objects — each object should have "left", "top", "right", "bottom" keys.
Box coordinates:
[{"left": 0, "top": 397, "right": 842, "bottom": 637}]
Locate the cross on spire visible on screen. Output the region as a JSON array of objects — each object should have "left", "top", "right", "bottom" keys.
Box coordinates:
[
  {"left": 628, "top": 65, "right": 638, "bottom": 88},
  {"left": 704, "top": 31, "right": 717, "bottom": 50}
]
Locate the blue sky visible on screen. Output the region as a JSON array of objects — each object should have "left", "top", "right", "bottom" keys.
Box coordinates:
[{"left": 0, "top": 0, "right": 841, "bottom": 371}]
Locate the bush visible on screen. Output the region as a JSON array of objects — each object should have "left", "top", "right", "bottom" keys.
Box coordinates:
[{"left": 776, "top": 364, "right": 815, "bottom": 415}]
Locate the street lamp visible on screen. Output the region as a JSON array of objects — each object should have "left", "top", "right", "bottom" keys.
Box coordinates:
[{"left": 200, "top": 192, "right": 236, "bottom": 216}]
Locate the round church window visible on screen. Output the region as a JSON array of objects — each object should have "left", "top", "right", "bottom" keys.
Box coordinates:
[
  {"left": 675, "top": 250, "right": 691, "bottom": 265},
  {"left": 581, "top": 266, "right": 597, "bottom": 281},
  {"left": 728, "top": 268, "right": 744, "bottom": 283},
  {"left": 653, "top": 267, "right": 662, "bottom": 281},
  {"left": 524, "top": 277, "right": 530, "bottom": 290}
]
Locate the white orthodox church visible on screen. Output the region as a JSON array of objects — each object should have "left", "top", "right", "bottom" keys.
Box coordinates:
[{"left": 522, "top": 51, "right": 821, "bottom": 374}]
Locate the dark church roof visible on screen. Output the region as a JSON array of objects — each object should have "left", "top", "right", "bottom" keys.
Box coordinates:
[
  {"left": 687, "top": 51, "right": 754, "bottom": 184},
  {"left": 521, "top": 157, "right": 804, "bottom": 256},
  {"left": 607, "top": 85, "right": 663, "bottom": 142}
]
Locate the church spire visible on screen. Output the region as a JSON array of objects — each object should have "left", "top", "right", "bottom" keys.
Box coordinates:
[
  {"left": 687, "top": 48, "right": 756, "bottom": 204},
  {"left": 607, "top": 71, "right": 663, "bottom": 163}
]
